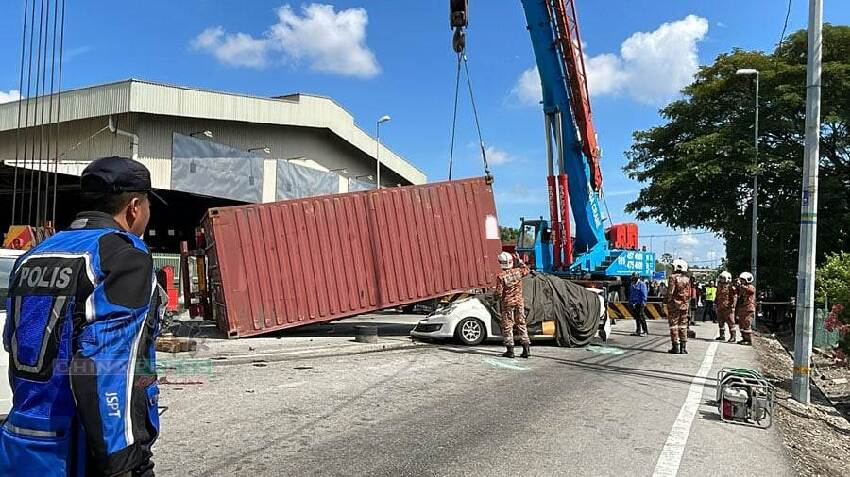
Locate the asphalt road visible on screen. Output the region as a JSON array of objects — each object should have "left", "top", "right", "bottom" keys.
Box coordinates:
[{"left": 154, "top": 320, "right": 795, "bottom": 476}]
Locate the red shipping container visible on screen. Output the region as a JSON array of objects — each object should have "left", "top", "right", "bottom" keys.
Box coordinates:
[{"left": 203, "top": 177, "right": 502, "bottom": 338}]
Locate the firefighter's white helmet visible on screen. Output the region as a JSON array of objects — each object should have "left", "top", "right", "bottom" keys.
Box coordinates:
[
  {"left": 739, "top": 271, "right": 754, "bottom": 284},
  {"left": 498, "top": 251, "right": 514, "bottom": 270},
  {"left": 719, "top": 271, "right": 733, "bottom": 283},
  {"left": 672, "top": 259, "right": 689, "bottom": 273}
]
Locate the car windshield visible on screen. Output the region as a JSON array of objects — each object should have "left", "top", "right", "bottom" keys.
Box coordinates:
[{"left": 0, "top": 255, "right": 16, "bottom": 304}]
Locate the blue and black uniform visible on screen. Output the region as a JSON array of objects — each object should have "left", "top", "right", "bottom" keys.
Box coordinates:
[{"left": 1, "top": 211, "right": 162, "bottom": 476}]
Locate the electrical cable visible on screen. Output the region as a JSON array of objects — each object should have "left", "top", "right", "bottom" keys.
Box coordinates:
[
  {"left": 44, "top": 0, "right": 58, "bottom": 226},
  {"left": 27, "top": 0, "right": 46, "bottom": 225},
  {"left": 35, "top": 0, "right": 52, "bottom": 224},
  {"left": 19, "top": 0, "right": 38, "bottom": 224},
  {"left": 11, "top": 0, "right": 31, "bottom": 225},
  {"left": 51, "top": 0, "right": 65, "bottom": 224},
  {"left": 778, "top": 0, "right": 792, "bottom": 48},
  {"left": 639, "top": 231, "right": 716, "bottom": 239}
]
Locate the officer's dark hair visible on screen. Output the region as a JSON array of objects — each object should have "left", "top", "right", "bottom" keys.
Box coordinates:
[{"left": 81, "top": 192, "right": 148, "bottom": 216}]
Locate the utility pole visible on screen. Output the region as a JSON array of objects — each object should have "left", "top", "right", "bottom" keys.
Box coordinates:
[
  {"left": 736, "top": 68, "right": 760, "bottom": 290},
  {"left": 792, "top": 0, "right": 823, "bottom": 404}
]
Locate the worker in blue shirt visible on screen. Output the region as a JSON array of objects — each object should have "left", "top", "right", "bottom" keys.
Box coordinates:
[
  {"left": 1, "top": 156, "right": 166, "bottom": 476},
  {"left": 629, "top": 273, "right": 649, "bottom": 336}
]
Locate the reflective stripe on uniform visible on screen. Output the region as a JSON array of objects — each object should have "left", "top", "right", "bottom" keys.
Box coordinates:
[{"left": 3, "top": 422, "right": 59, "bottom": 438}]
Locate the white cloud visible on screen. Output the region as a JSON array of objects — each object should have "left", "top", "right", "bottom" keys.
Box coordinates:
[
  {"left": 0, "top": 90, "right": 21, "bottom": 104},
  {"left": 484, "top": 145, "right": 517, "bottom": 166},
  {"left": 191, "top": 3, "right": 380, "bottom": 78},
  {"left": 270, "top": 4, "right": 379, "bottom": 78},
  {"left": 191, "top": 26, "right": 270, "bottom": 68},
  {"left": 676, "top": 233, "right": 700, "bottom": 247},
  {"left": 510, "top": 15, "right": 708, "bottom": 106},
  {"left": 584, "top": 53, "right": 628, "bottom": 96},
  {"left": 510, "top": 67, "right": 542, "bottom": 106}
]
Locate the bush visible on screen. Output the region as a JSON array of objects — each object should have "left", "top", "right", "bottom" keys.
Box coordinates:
[{"left": 817, "top": 253, "right": 850, "bottom": 364}]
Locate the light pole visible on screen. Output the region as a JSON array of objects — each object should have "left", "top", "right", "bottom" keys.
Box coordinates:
[
  {"left": 736, "top": 68, "right": 759, "bottom": 290},
  {"left": 376, "top": 115, "right": 391, "bottom": 189}
]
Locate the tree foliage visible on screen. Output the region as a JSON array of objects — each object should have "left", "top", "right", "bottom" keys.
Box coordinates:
[
  {"left": 499, "top": 226, "right": 519, "bottom": 244},
  {"left": 817, "top": 252, "right": 850, "bottom": 360},
  {"left": 624, "top": 25, "right": 850, "bottom": 298}
]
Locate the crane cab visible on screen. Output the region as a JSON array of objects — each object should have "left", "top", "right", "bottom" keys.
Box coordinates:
[{"left": 514, "top": 218, "right": 555, "bottom": 272}]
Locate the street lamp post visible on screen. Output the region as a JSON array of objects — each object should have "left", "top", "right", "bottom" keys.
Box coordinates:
[
  {"left": 736, "top": 68, "right": 759, "bottom": 290},
  {"left": 376, "top": 115, "right": 391, "bottom": 189}
]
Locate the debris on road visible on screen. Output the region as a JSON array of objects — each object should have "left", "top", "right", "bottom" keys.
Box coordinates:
[
  {"left": 754, "top": 333, "right": 850, "bottom": 476},
  {"left": 156, "top": 336, "right": 198, "bottom": 353}
]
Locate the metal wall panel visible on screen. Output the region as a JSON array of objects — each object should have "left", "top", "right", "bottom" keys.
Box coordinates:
[{"left": 204, "top": 177, "right": 502, "bottom": 338}]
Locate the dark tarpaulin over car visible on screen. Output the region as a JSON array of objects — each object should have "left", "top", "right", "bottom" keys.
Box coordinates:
[{"left": 521, "top": 272, "right": 601, "bottom": 347}]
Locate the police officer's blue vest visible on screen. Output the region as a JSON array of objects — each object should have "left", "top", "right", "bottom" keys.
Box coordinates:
[{"left": 1, "top": 224, "right": 161, "bottom": 476}]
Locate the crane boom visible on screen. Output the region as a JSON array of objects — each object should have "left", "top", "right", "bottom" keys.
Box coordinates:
[
  {"left": 520, "top": 0, "right": 606, "bottom": 257},
  {"left": 449, "top": 0, "right": 655, "bottom": 278},
  {"left": 551, "top": 0, "right": 603, "bottom": 190}
]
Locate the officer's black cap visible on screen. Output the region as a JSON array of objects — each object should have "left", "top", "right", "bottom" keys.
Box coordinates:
[{"left": 81, "top": 156, "right": 167, "bottom": 205}]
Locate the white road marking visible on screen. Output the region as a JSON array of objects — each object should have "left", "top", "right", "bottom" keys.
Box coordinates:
[
  {"left": 483, "top": 357, "right": 528, "bottom": 371},
  {"left": 653, "top": 341, "right": 719, "bottom": 477}
]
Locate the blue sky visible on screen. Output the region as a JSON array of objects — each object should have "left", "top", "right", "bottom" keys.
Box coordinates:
[{"left": 2, "top": 0, "right": 849, "bottom": 266}]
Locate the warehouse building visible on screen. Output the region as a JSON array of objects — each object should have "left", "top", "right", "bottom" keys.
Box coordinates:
[{"left": 0, "top": 79, "right": 425, "bottom": 250}]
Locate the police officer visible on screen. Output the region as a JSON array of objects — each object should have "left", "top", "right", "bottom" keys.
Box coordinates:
[
  {"left": 495, "top": 251, "right": 530, "bottom": 358},
  {"left": 628, "top": 273, "right": 649, "bottom": 337},
  {"left": 665, "top": 259, "right": 692, "bottom": 354},
  {"left": 714, "top": 271, "right": 737, "bottom": 342},
  {"left": 735, "top": 272, "right": 756, "bottom": 345},
  {"left": 1, "top": 156, "right": 165, "bottom": 476}
]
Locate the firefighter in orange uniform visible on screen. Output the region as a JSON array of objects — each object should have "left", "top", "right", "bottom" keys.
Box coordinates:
[
  {"left": 714, "top": 271, "right": 737, "bottom": 342},
  {"left": 495, "top": 251, "right": 531, "bottom": 358},
  {"left": 735, "top": 272, "right": 756, "bottom": 345},
  {"left": 665, "top": 259, "right": 692, "bottom": 354}
]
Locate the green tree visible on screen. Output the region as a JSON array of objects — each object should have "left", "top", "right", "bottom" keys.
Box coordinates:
[
  {"left": 624, "top": 25, "right": 850, "bottom": 298},
  {"left": 499, "top": 226, "right": 519, "bottom": 244},
  {"left": 816, "top": 252, "right": 850, "bottom": 360}
]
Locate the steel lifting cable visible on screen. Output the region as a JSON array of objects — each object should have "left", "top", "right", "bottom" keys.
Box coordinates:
[
  {"left": 462, "top": 54, "right": 491, "bottom": 177},
  {"left": 447, "top": 52, "right": 463, "bottom": 180},
  {"left": 11, "top": 0, "right": 31, "bottom": 224}
]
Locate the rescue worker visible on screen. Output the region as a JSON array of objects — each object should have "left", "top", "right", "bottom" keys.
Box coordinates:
[
  {"left": 629, "top": 273, "right": 649, "bottom": 337},
  {"left": 714, "top": 272, "right": 736, "bottom": 341},
  {"left": 1, "top": 156, "right": 165, "bottom": 476},
  {"left": 704, "top": 281, "right": 717, "bottom": 322},
  {"left": 665, "top": 259, "right": 692, "bottom": 354},
  {"left": 735, "top": 271, "right": 757, "bottom": 345},
  {"left": 495, "top": 251, "right": 530, "bottom": 358}
]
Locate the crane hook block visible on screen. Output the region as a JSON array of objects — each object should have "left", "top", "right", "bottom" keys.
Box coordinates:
[
  {"left": 450, "top": 0, "right": 468, "bottom": 28},
  {"left": 452, "top": 28, "right": 466, "bottom": 54}
]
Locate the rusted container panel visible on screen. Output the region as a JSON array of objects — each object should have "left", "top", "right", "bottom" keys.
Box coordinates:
[{"left": 204, "top": 177, "right": 502, "bottom": 338}]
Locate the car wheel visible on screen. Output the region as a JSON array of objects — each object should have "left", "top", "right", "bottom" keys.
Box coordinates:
[{"left": 456, "top": 318, "right": 486, "bottom": 346}]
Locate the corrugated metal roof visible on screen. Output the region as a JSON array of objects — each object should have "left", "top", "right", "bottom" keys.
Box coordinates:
[{"left": 0, "top": 79, "right": 425, "bottom": 185}]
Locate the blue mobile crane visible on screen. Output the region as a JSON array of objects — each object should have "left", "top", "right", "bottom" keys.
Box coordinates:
[{"left": 452, "top": 0, "right": 656, "bottom": 279}]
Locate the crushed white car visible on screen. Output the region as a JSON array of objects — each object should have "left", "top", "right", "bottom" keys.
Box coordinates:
[
  {"left": 0, "top": 248, "right": 24, "bottom": 415},
  {"left": 411, "top": 288, "right": 609, "bottom": 346}
]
